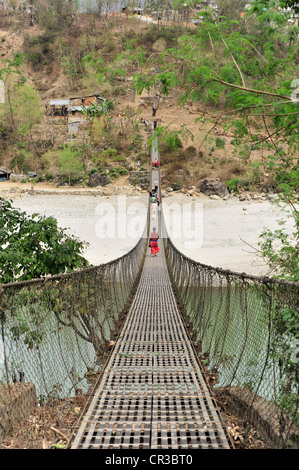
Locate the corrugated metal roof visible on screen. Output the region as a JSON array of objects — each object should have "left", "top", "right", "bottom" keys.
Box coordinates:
[
  {"left": 68, "top": 106, "right": 88, "bottom": 112},
  {"left": 69, "top": 94, "right": 103, "bottom": 100},
  {"left": 50, "top": 100, "right": 71, "bottom": 106},
  {"left": 0, "top": 166, "right": 12, "bottom": 174}
]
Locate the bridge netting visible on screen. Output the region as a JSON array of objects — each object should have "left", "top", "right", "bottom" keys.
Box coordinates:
[{"left": 0, "top": 219, "right": 148, "bottom": 442}]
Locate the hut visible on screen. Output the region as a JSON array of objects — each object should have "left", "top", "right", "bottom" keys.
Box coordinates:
[
  {"left": 49, "top": 99, "right": 70, "bottom": 117},
  {"left": 0, "top": 166, "right": 12, "bottom": 181},
  {"left": 69, "top": 94, "right": 105, "bottom": 108}
]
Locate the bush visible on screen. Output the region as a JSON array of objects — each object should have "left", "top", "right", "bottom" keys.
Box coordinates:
[
  {"left": 24, "top": 32, "right": 57, "bottom": 68},
  {"left": 111, "top": 154, "right": 126, "bottom": 163},
  {"left": 215, "top": 137, "right": 226, "bottom": 149},
  {"left": 0, "top": 197, "right": 88, "bottom": 283},
  {"left": 161, "top": 130, "right": 182, "bottom": 152},
  {"left": 226, "top": 177, "right": 249, "bottom": 193}
]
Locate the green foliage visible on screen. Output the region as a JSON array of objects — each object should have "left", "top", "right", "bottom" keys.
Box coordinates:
[
  {"left": 215, "top": 137, "right": 226, "bottom": 149},
  {"left": 134, "top": 3, "right": 298, "bottom": 281},
  {"left": 56, "top": 147, "right": 84, "bottom": 184},
  {"left": 92, "top": 148, "right": 128, "bottom": 169},
  {"left": 0, "top": 198, "right": 88, "bottom": 283},
  {"left": 38, "top": 0, "right": 79, "bottom": 31},
  {"left": 258, "top": 152, "right": 299, "bottom": 281},
  {"left": 225, "top": 177, "right": 242, "bottom": 193},
  {"left": 23, "top": 32, "right": 57, "bottom": 68},
  {"left": 42, "top": 146, "right": 84, "bottom": 184},
  {"left": 15, "top": 83, "right": 43, "bottom": 135},
  {"left": 0, "top": 53, "right": 39, "bottom": 143},
  {"left": 10, "top": 149, "right": 36, "bottom": 173},
  {"left": 259, "top": 224, "right": 299, "bottom": 281},
  {"left": 109, "top": 167, "right": 128, "bottom": 179},
  {"left": 161, "top": 129, "right": 183, "bottom": 152}
]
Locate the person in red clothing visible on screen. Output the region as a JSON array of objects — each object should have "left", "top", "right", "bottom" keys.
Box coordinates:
[
  {"left": 152, "top": 159, "right": 159, "bottom": 169},
  {"left": 149, "top": 227, "right": 160, "bottom": 257}
]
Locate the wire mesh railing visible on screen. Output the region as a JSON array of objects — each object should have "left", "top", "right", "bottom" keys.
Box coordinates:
[
  {"left": 0, "top": 216, "right": 148, "bottom": 444},
  {"left": 161, "top": 209, "right": 299, "bottom": 449}
]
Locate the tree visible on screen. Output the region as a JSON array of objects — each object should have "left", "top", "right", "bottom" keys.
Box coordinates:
[
  {"left": 132, "top": 66, "right": 178, "bottom": 117},
  {"left": 258, "top": 153, "right": 299, "bottom": 281},
  {"left": 143, "top": 0, "right": 298, "bottom": 279},
  {"left": 37, "top": 0, "right": 78, "bottom": 30},
  {"left": 0, "top": 198, "right": 89, "bottom": 283},
  {"left": 0, "top": 53, "right": 43, "bottom": 140},
  {"left": 254, "top": 0, "right": 299, "bottom": 13},
  {"left": 57, "top": 146, "right": 84, "bottom": 185}
]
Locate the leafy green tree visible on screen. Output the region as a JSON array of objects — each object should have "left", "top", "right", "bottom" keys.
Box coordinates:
[
  {"left": 0, "top": 198, "right": 89, "bottom": 283},
  {"left": 255, "top": 0, "right": 299, "bottom": 13},
  {"left": 258, "top": 154, "right": 299, "bottom": 281},
  {"left": 132, "top": 67, "right": 178, "bottom": 116},
  {"left": 56, "top": 147, "right": 84, "bottom": 185},
  {"left": 141, "top": 0, "right": 298, "bottom": 279},
  {"left": 0, "top": 54, "right": 43, "bottom": 140},
  {"left": 42, "top": 146, "right": 84, "bottom": 184}
]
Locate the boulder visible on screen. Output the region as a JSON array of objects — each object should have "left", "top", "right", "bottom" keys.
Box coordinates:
[
  {"left": 199, "top": 178, "right": 228, "bottom": 198},
  {"left": 170, "top": 182, "right": 182, "bottom": 191},
  {"left": 89, "top": 172, "right": 110, "bottom": 187},
  {"left": 129, "top": 171, "right": 150, "bottom": 190}
]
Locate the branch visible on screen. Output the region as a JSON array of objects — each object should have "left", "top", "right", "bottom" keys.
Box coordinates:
[
  {"left": 221, "top": 37, "right": 246, "bottom": 88},
  {"left": 210, "top": 75, "right": 291, "bottom": 100},
  {"left": 240, "top": 236, "right": 263, "bottom": 254},
  {"left": 262, "top": 114, "right": 278, "bottom": 152},
  {"left": 207, "top": 30, "right": 215, "bottom": 60}
]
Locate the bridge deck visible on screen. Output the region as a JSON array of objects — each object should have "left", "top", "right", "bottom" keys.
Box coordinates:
[{"left": 71, "top": 241, "right": 231, "bottom": 449}]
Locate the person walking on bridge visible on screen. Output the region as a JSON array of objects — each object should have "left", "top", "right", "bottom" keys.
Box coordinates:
[
  {"left": 151, "top": 198, "right": 158, "bottom": 220},
  {"left": 152, "top": 158, "right": 159, "bottom": 169},
  {"left": 149, "top": 227, "right": 160, "bottom": 257}
]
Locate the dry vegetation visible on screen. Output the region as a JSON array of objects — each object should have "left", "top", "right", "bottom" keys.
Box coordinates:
[{"left": 0, "top": 12, "right": 276, "bottom": 192}]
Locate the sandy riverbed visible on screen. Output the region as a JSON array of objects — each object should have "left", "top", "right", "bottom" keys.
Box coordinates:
[
  {"left": 1, "top": 185, "right": 294, "bottom": 277},
  {"left": 163, "top": 193, "right": 294, "bottom": 276}
]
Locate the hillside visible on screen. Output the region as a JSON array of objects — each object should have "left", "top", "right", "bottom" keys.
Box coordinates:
[{"left": 0, "top": 9, "right": 298, "bottom": 197}]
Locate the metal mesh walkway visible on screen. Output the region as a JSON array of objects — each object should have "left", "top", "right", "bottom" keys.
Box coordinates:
[
  {"left": 71, "top": 241, "right": 231, "bottom": 449},
  {"left": 70, "top": 137, "right": 231, "bottom": 449}
]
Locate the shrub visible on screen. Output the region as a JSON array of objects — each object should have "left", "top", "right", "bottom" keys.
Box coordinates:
[{"left": 215, "top": 137, "right": 226, "bottom": 149}]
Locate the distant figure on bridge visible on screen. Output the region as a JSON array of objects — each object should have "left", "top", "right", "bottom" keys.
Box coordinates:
[
  {"left": 153, "top": 120, "right": 157, "bottom": 129},
  {"left": 154, "top": 193, "right": 160, "bottom": 206},
  {"left": 149, "top": 227, "right": 160, "bottom": 257},
  {"left": 151, "top": 198, "right": 158, "bottom": 220},
  {"left": 152, "top": 159, "right": 159, "bottom": 169},
  {"left": 154, "top": 179, "right": 158, "bottom": 193}
]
